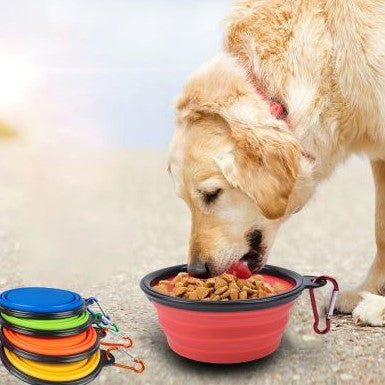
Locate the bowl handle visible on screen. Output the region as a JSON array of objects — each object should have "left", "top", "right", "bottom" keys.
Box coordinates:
[
  {"left": 303, "top": 275, "right": 328, "bottom": 289},
  {"left": 303, "top": 275, "right": 339, "bottom": 334}
]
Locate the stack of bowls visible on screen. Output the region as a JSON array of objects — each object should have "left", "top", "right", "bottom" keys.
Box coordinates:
[{"left": 0, "top": 287, "right": 113, "bottom": 385}]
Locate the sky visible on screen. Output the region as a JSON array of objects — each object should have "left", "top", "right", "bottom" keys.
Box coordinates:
[{"left": 0, "top": 0, "right": 233, "bottom": 148}]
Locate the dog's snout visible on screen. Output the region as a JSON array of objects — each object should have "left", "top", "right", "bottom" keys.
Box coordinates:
[
  {"left": 187, "top": 260, "right": 210, "bottom": 278},
  {"left": 248, "top": 229, "right": 263, "bottom": 249}
]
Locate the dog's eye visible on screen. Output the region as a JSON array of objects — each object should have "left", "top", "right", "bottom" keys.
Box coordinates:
[{"left": 202, "top": 188, "right": 222, "bottom": 204}]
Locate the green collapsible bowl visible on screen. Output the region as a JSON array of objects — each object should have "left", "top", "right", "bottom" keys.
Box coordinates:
[{"left": 0, "top": 312, "right": 92, "bottom": 337}]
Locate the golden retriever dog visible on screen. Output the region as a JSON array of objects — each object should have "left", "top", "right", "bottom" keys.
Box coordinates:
[{"left": 168, "top": 0, "right": 385, "bottom": 326}]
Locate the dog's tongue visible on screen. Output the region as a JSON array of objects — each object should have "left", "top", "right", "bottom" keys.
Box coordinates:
[{"left": 227, "top": 262, "right": 252, "bottom": 279}]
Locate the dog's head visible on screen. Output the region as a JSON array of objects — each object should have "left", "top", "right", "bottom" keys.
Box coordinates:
[{"left": 169, "top": 55, "right": 315, "bottom": 277}]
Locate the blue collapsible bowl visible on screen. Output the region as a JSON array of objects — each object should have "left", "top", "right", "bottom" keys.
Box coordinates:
[{"left": 0, "top": 287, "right": 86, "bottom": 319}]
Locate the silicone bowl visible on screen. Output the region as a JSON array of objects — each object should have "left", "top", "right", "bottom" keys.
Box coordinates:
[
  {"left": 0, "top": 327, "right": 100, "bottom": 363},
  {"left": 0, "top": 288, "right": 86, "bottom": 319},
  {"left": 0, "top": 312, "right": 92, "bottom": 337},
  {"left": 140, "top": 264, "right": 327, "bottom": 363},
  {"left": 0, "top": 347, "right": 114, "bottom": 385}
]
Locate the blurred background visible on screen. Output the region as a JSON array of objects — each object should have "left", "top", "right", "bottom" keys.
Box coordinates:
[
  {"left": 0, "top": 0, "right": 232, "bottom": 147},
  {"left": 0, "top": 0, "right": 234, "bottom": 286}
]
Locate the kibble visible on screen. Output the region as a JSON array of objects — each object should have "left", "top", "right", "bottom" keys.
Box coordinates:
[{"left": 153, "top": 272, "right": 286, "bottom": 301}]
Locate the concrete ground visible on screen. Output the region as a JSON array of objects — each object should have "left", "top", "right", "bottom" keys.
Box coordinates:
[{"left": 0, "top": 143, "right": 384, "bottom": 385}]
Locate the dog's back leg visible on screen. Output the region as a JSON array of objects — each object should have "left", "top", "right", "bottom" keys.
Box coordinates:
[
  {"left": 334, "top": 159, "right": 385, "bottom": 325},
  {"left": 364, "top": 159, "right": 385, "bottom": 295}
]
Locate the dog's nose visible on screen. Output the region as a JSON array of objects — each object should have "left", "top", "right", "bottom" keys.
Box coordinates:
[
  {"left": 248, "top": 229, "right": 262, "bottom": 249},
  {"left": 187, "top": 261, "right": 210, "bottom": 278}
]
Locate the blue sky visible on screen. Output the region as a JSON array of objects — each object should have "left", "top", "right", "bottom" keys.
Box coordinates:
[{"left": 0, "top": 0, "right": 233, "bottom": 148}]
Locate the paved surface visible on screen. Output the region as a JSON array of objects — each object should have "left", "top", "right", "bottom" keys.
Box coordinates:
[{"left": 0, "top": 142, "right": 384, "bottom": 385}]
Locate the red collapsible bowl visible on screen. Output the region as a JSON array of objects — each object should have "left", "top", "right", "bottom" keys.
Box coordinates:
[{"left": 140, "top": 264, "right": 324, "bottom": 364}]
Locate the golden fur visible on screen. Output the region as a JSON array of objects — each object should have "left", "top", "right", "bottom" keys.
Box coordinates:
[{"left": 169, "top": 0, "right": 385, "bottom": 323}]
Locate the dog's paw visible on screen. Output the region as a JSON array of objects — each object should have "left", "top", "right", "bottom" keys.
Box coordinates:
[
  {"left": 352, "top": 292, "right": 385, "bottom": 326},
  {"left": 334, "top": 289, "right": 363, "bottom": 314}
]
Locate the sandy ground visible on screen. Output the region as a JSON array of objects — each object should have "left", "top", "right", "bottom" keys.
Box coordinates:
[{"left": 0, "top": 142, "right": 384, "bottom": 385}]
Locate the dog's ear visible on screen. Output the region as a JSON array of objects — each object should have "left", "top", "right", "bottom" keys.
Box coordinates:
[
  {"left": 213, "top": 97, "right": 301, "bottom": 220},
  {"left": 175, "top": 55, "right": 300, "bottom": 219}
]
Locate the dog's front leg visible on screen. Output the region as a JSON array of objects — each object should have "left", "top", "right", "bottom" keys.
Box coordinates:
[{"left": 335, "top": 159, "right": 385, "bottom": 326}]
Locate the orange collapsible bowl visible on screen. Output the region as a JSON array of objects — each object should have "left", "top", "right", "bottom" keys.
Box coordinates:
[
  {"left": 0, "top": 327, "right": 100, "bottom": 363},
  {"left": 0, "top": 346, "right": 115, "bottom": 385},
  {"left": 140, "top": 264, "right": 336, "bottom": 364}
]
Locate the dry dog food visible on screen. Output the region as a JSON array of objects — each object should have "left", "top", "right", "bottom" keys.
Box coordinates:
[{"left": 153, "top": 272, "right": 286, "bottom": 300}]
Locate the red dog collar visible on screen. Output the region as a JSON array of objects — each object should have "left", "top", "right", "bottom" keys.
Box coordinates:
[
  {"left": 253, "top": 85, "right": 290, "bottom": 125},
  {"left": 253, "top": 84, "right": 315, "bottom": 162}
]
